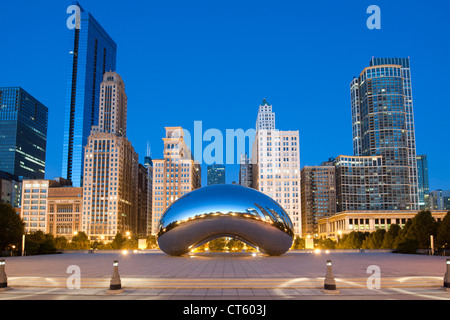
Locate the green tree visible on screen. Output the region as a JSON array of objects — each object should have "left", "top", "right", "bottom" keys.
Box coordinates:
[
  {"left": 338, "top": 231, "right": 369, "bottom": 249},
  {"left": 146, "top": 235, "right": 158, "bottom": 249},
  {"left": 403, "top": 211, "right": 437, "bottom": 249},
  {"left": 396, "top": 238, "right": 419, "bottom": 254},
  {"left": 436, "top": 212, "right": 450, "bottom": 250},
  {"left": 25, "top": 231, "right": 57, "bottom": 255},
  {"left": 111, "top": 233, "right": 125, "bottom": 250},
  {"left": 208, "top": 237, "right": 227, "bottom": 252},
  {"left": 69, "top": 231, "right": 90, "bottom": 250},
  {"left": 123, "top": 236, "right": 138, "bottom": 250},
  {"left": 55, "top": 236, "right": 69, "bottom": 250},
  {"left": 227, "top": 238, "right": 245, "bottom": 252},
  {"left": 0, "top": 203, "right": 24, "bottom": 251},
  {"left": 316, "top": 238, "right": 336, "bottom": 250},
  {"left": 362, "top": 229, "right": 386, "bottom": 249},
  {"left": 381, "top": 224, "right": 401, "bottom": 249},
  {"left": 291, "top": 236, "right": 304, "bottom": 249}
]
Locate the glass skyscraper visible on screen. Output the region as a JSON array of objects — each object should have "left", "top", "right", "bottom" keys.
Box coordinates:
[
  {"left": 207, "top": 165, "right": 226, "bottom": 185},
  {"left": 61, "top": 1, "right": 117, "bottom": 187},
  {"left": 416, "top": 155, "right": 430, "bottom": 209},
  {"left": 350, "top": 57, "right": 419, "bottom": 211},
  {"left": 0, "top": 87, "right": 48, "bottom": 179}
]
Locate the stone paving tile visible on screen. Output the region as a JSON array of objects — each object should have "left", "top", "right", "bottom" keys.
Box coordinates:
[
  {"left": 266, "top": 288, "right": 286, "bottom": 296},
  {"left": 237, "top": 289, "right": 254, "bottom": 296},
  {"left": 175, "top": 288, "right": 194, "bottom": 296},
  {"left": 222, "top": 289, "right": 238, "bottom": 296},
  {"left": 252, "top": 288, "right": 271, "bottom": 296},
  {"left": 207, "top": 288, "right": 223, "bottom": 296},
  {"left": 145, "top": 288, "right": 163, "bottom": 295},
  {"left": 296, "top": 289, "right": 322, "bottom": 295},
  {"left": 191, "top": 288, "right": 208, "bottom": 296},
  {"left": 159, "top": 289, "right": 178, "bottom": 295}
]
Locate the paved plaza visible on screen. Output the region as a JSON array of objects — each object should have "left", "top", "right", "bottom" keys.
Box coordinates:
[{"left": 1, "top": 250, "right": 449, "bottom": 300}]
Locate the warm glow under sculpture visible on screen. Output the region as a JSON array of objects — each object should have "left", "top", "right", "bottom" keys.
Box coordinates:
[{"left": 157, "top": 184, "right": 294, "bottom": 256}]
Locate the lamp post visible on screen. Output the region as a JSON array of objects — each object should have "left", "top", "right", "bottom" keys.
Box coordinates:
[
  {"left": 107, "top": 260, "right": 124, "bottom": 294},
  {"left": 324, "top": 260, "right": 336, "bottom": 290},
  {"left": 430, "top": 235, "right": 434, "bottom": 255},
  {"left": 21, "top": 234, "right": 25, "bottom": 257},
  {"left": 444, "top": 259, "right": 450, "bottom": 289},
  {"left": 0, "top": 260, "right": 7, "bottom": 289}
]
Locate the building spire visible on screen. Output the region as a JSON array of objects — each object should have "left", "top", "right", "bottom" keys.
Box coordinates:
[{"left": 146, "top": 141, "right": 151, "bottom": 157}]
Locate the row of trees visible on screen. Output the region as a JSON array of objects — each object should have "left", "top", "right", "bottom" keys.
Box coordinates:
[
  {"left": 0, "top": 203, "right": 161, "bottom": 255},
  {"left": 292, "top": 211, "right": 450, "bottom": 254}
]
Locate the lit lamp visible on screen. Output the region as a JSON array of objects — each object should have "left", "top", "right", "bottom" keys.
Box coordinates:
[
  {"left": 107, "top": 260, "right": 124, "bottom": 294},
  {"left": 322, "top": 260, "right": 339, "bottom": 294},
  {"left": 337, "top": 230, "right": 342, "bottom": 242}
]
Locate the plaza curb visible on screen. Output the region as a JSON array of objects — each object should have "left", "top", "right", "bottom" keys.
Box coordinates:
[{"left": 6, "top": 276, "right": 444, "bottom": 290}]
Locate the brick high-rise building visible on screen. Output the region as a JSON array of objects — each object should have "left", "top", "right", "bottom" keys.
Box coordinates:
[
  {"left": 151, "top": 127, "right": 201, "bottom": 235},
  {"left": 47, "top": 186, "right": 83, "bottom": 239},
  {"left": 81, "top": 72, "right": 139, "bottom": 241},
  {"left": 300, "top": 161, "right": 336, "bottom": 237}
]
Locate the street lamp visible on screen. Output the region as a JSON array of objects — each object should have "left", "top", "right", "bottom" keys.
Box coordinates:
[{"left": 337, "top": 230, "right": 342, "bottom": 242}]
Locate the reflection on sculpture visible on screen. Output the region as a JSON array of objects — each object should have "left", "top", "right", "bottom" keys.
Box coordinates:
[{"left": 157, "top": 184, "right": 294, "bottom": 256}]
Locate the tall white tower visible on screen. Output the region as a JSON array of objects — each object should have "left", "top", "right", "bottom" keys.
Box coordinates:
[
  {"left": 256, "top": 99, "right": 275, "bottom": 131},
  {"left": 252, "top": 100, "right": 301, "bottom": 236},
  {"left": 97, "top": 72, "right": 127, "bottom": 137}
]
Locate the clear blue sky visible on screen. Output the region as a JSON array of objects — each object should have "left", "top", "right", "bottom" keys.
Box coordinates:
[{"left": 1, "top": 0, "right": 449, "bottom": 190}]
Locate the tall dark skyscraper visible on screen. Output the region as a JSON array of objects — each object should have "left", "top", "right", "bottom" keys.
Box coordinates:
[
  {"left": 207, "top": 165, "right": 226, "bottom": 185},
  {"left": 61, "top": 1, "right": 117, "bottom": 187},
  {"left": 0, "top": 87, "right": 48, "bottom": 179},
  {"left": 350, "top": 57, "right": 419, "bottom": 211}
]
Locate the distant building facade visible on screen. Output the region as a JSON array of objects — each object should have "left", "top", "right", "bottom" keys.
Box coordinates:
[
  {"left": 318, "top": 210, "right": 447, "bottom": 241},
  {"left": 81, "top": 72, "right": 139, "bottom": 241},
  {"left": 47, "top": 187, "right": 83, "bottom": 239},
  {"left": 239, "top": 153, "right": 252, "bottom": 188},
  {"left": 21, "top": 178, "right": 72, "bottom": 233},
  {"left": 151, "top": 127, "right": 201, "bottom": 235},
  {"left": 416, "top": 155, "right": 430, "bottom": 210},
  {"left": 137, "top": 164, "right": 149, "bottom": 238},
  {"left": 300, "top": 161, "right": 336, "bottom": 237},
  {"left": 0, "top": 171, "right": 22, "bottom": 208},
  {"left": 0, "top": 87, "right": 48, "bottom": 179},
  {"left": 429, "top": 190, "right": 450, "bottom": 211},
  {"left": 350, "top": 58, "right": 419, "bottom": 211},
  {"left": 144, "top": 155, "right": 153, "bottom": 236},
  {"left": 251, "top": 100, "right": 301, "bottom": 235},
  {"left": 207, "top": 165, "right": 225, "bottom": 185},
  {"left": 333, "top": 155, "right": 388, "bottom": 212},
  {"left": 61, "top": 1, "right": 117, "bottom": 187}
]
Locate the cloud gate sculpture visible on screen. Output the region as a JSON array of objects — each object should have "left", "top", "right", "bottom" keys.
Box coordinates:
[{"left": 157, "top": 184, "right": 294, "bottom": 256}]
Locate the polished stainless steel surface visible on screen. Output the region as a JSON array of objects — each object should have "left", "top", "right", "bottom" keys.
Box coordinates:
[{"left": 157, "top": 184, "right": 294, "bottom": 256}]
